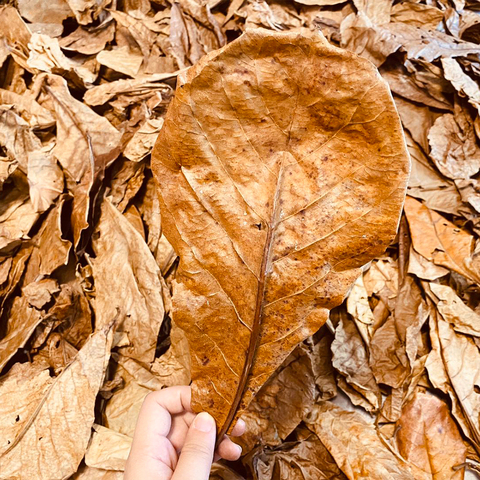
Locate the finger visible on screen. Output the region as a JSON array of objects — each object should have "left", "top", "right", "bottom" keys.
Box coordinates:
[
  {"left": 172, "top": 412, "right": 216, "bottom": 480},
  {"left": 231, "top": 418, "right": 246, "bottom": 437},
  {"left": 215, "top": 436, "right": 243, "bottom": 461},
  {"left": 128, "top": 387, "right": 191, "bottom": 467}
]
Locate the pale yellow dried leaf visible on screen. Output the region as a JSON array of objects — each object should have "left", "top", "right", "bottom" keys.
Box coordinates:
[
  {"left": 59, "top": 20, "right": 115, "bottom": 55},
  {"left": 27, "top": 150, "right": 64, "bottom": 213},
  {"left": 150, "top": 320, "right": 191, "bottom": 387},
  {"left": 22, "top": 278, "right": 59, "bottom": 309},
  {"left": 83, "top": 72, "right": 176, "bottom": 106},
  {"left": 429, "top": 283, "right": 480, "bottom": 337},
  {"left": 432, "top": 315, "right": 480, "bottom": 446},
  {"left": 22, "top": 196, "right": 71, "bottom": 284},
  {"left": 104, "top": 368, "right": 150, "bottom": 437},
  {"left": 0, "top": 89, "right": 55, "bottom": 129},
  {"left": 237, "top": 343, "right": 317, "bottom": 452},
  {"left": 407, "top": 247, "right": 449, "bottom": 281},
  {"left": 0, "top": 326, "right": 114, "bottom": 479},
  {"left": 90, "top": 199, "right": 165, "bottom": 363},
  {"left": 27, "top": 33, "right": 98, "bottom": 84},
  {"left": 0, "top": 107, "right": 42, "bottom": 171},
  {"left": 390, "top": 2, "right": 443, "bottom": 29},
  {"left": 442, "top": 57, "right": 480, "bottom": 114},
  {"left": 307, "top": 402, "right": 415, "bottom": 480},
  {"left": 363, "top": 258, "right": 398, "bottom": 299},
  {"left": 352, "top": 0, "right": 391, "bottom": 25},
  {"left": 72, "top": 465, "right": 123, "bottom": 479},
  {"left": 404, "top": 196, "right": 480, "bottom": 283},
  {"left": 0, "top": 172, "right": 40, "bottom": 254},
  {"left": 346, "top": 274, "right": 374, "bottom": 343},
  {"left": 428, "top": 109, "right": 480, "bottom": 180},
  {"left": 85, "top": 425, "right": 131, "bottom": 471},
  {"left": 0, "top": 361, "right": 53, "bottom": 456},
  {"left": 66, "top": 0, "right": 111, "bottom": 25},
  {"left": 332, "top": 313, "right": 380, "bottom": 409},
  {"left": 124, "top": 117, "right": 164, "bottom": 162},
  {"left": 17, "top": 0, "right": 72, "bottom": 24},
  {"left": 97, "top": 46, "right": 143, "bottom": 77}
]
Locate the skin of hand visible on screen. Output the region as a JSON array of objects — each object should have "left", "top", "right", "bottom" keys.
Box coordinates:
[{"left": 124, "top": 386, "right": 245, "bottom": 480}]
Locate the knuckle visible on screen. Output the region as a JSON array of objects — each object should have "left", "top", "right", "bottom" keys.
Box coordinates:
[{"left": 180, "top": 442, "right": 214, "bottom": 461}]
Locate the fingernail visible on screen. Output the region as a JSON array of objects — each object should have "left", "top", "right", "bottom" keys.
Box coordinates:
[
  {"left": 194, "top": 412, "right": 215, "bottom": 433},
  {"left": 235, "top": 444, "right": 243, "bottom": 456}
]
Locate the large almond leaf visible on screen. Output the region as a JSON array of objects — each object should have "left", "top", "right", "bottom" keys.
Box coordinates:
[{"left": 151, "top": 28, "right": 410, "bottom": 437}]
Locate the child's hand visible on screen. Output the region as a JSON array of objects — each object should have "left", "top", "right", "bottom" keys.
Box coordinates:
[{"left": 124, "top": 386, "right": 245, "bottom": 480}]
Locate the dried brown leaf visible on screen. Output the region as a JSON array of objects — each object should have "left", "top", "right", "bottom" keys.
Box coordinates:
[
  {"left": 396, "top": 389, "right": 467, "bottom": 480},
  {"left": 404, "top": 196, "right": 480, "bottom": 283},
  {"left": 66, "top": 0, "right": 110, "bottom": 25},
  {"left": 17, "top": 0, "right": 72, "bottom": 24},
  {"left": 332, "top": 312, "right": 381, "bottom": 410},
  {"left": 307, "top": 402, "right": 415, "bottom": 480},
  {"left": 45, "top": 75, "right": 121, "bottom": 248},
  {"left": 84, "top": 425, "right": 132, "bottom": 471},
  {"left": 426, "top": 311, "right": 480, "bottom": 448},
  {"left": 90, "top": 198, "right": 165, "bottom": 363},
  {"left": 237, "top": 343, "right": 317, "bottom": 452},
  {"left": 0, "top": 325, "right": 114, "bottom": 479},
  {"left": 59, "top": 19, "right": 115, "bottom": 55},
  {"left": 151, "top": 28, "right": 409, "bottom": 436},
  {"left": 0, "top": 360, "right": 53, "bottom": 456},
  {"left": 428, "top": 283, "right": 480, "bottom": 337},
  {"left": 252, "top": 431, "right": 347, "bottom": 480},
  {"left": 428, "top": 105, "right": 480, "bottom": 180},
  {"left": 27, "top": 149, "right": 64, "bottom": 213}
]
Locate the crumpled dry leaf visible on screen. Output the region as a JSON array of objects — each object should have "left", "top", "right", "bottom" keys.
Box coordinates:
[
  {"left": 45, "top": 75, "right": 121, "bottom": 249},
  {"left": 428, "top": 102, "right": 480, "bottom": 180},
  {"left": 0, "top": 170, "right": 40, "bottom": 255},
  {"left": 442, "top": 57, "right": 480, "bottom": 114},
  {"left": 428, "top": 282, "right": 480, "bottom": 337},
  {"left": 84, "top": 425, "right": 131, "bottom": 471},
  {"left": 404, "top": 196, "right": 480, "bottom": 284},
  {"left": 237, "top": 342, "right": 317, "bottom": 452},
  {"left": 307, "top": 402, "right": 415, "bottom": 480},
  {"left": 72, "top": 465, "right": 123, "bottom": 480},
  {"left": 124, "top": 117, "right": 164, "bottom": 162},
  {"left": 27, "top": 149, "right": 64, "bottom": 213},
  {"left": 151, "top": 319, "right": 191, "bottom": 387},
  {"left": 390, "top": 2, "right": 443, "bottom": 30},
  {"left": 27, "top": 33, "right": 98, "bottom": 85},
  {"left": 0, "top": 89, "right": 55, "bottom": 129},
  {"left": 90, "top": 198, "right": 165, "bottom": 363},
  {"left": 66, "top": 0, "right": 110, "bottom": 25},
  {"left": 395, "top": 389, "right": 467, "bottom": 480},
  {"left": 341, "top": 12, "right": 480, "bottom": 67},
  {"left": 151, "top": 28, "right": 409, "bottom": 437},
  {"left": 0, "top": 360, "right": 53, "bottom": 456},
  {"left": 59, "top": 19, "right": 115, "bottom": 55},
  {"left": 252, "top": 429, "right": 347, "bottom": 480},
  {"left": 97, "top": 46, "right": 143, "bottom": 77},
  {"left": 210, "top": 463, "right": 245, "bottom": 480},
  {"left": 426, "top": 311, "right": 480, "bottom": 448},
  {"left": 332, "top": 311, "right": 381, "bottom": 410},
  {"left": 0, "top": 325, "right": 114, "bottom": 480},
  {"left": 17, "top": 0, "right": 72, "bottom": 25},
  {"left": 83, "top": 72, "right": 176, "bottom": 107}
]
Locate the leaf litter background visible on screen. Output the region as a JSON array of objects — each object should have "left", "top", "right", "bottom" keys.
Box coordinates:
[{"left": 2, "top": 0, "right": 480, "bottom": 478}]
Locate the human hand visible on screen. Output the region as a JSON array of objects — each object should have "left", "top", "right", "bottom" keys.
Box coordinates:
[{"left": 124, "top": 386, "right": 245, "bottom": 480}]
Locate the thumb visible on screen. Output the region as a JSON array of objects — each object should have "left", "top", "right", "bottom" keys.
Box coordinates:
[{"left": 172, "top": 412, "right": 216, "bottom": 480}]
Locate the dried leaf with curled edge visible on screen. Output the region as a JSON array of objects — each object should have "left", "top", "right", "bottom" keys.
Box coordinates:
[
  {"left": 151, "top": 28, "right": 410, "bottom": 438},
  {"left": 0, "top": 325, "right": 114, "bottom": 480}
]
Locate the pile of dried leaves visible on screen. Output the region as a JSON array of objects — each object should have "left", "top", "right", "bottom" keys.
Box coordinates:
[{"left": 2, "top": 0, "right": 480, "bottom": 479}]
